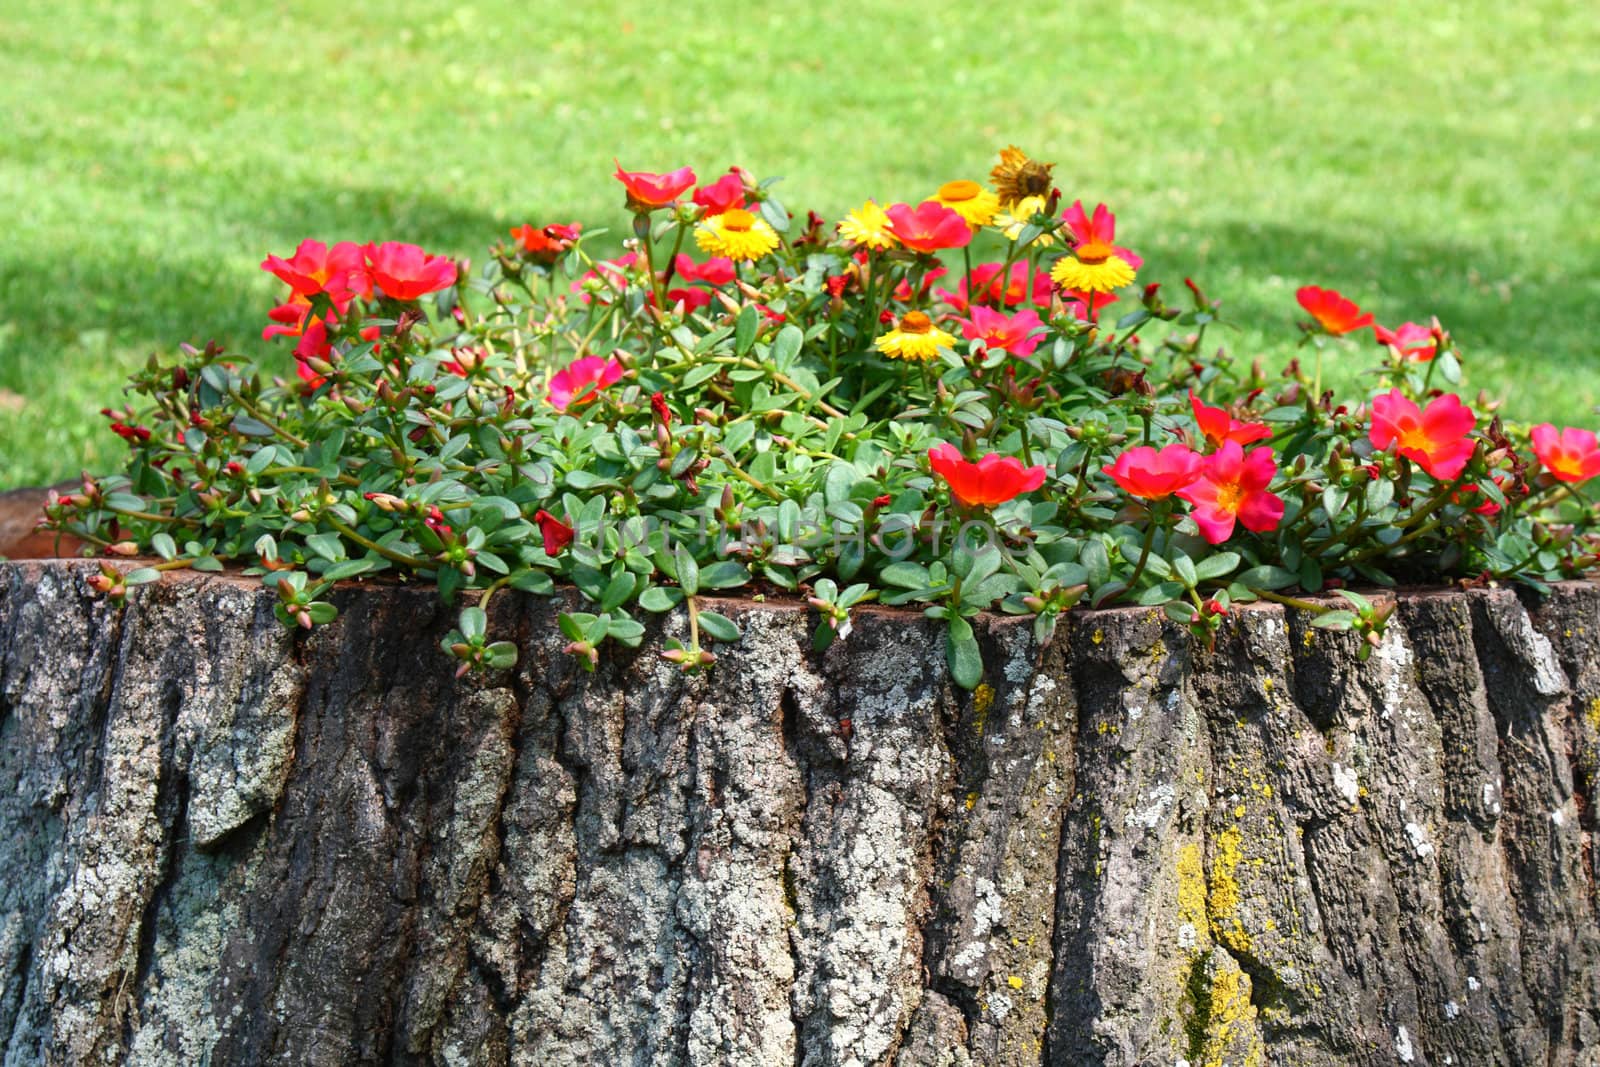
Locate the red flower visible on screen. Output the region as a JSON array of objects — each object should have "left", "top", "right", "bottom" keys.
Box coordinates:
[
  {"left": 892, "top": 266, "right": 947, "bottom": 303},
  {"left": 1177, "top": 441, "right": 1285, "bottom": 544},
  {"left": 365, "top": 242, "right": 457, "bottom": 301},
  {"left": 1103, "top": 444, "right": 1205, "bottom": 500},
  {"left": 650, "top": 391, "right": 673, "bottom": 428},
  {"left": 960, "top": 306, "right": 1046, "bottom": 358},
  {"left": 937, "top": 262, "right": 1053, "bottom": 311},
  {"left": 1368, "top": 389, "right": 1476, "bottom": 480},
  {"left": 1060, "top": 288, "right": 1119, "bottom": 320},
  {"left": 1062, "top": 201, "right": 1143, "bottom": 269},
  {"left": 1530, "top": 424, "right": 1600, "bottom": 484},
  {"left": 511, "top": 221, "right": 581, "bottom": 262},
  {"left": 692, "top": 172, "right": 747, "bottom": 216},
  {"left": 1189, "top": 393, "right": 1272, "bottom": 451},
  {"left": 1296, "top": 286, "right": 1374, "bottom": 336},
  {"left": 927, "top": 442, "right": 1046, "bottom": 507},
  {"left": 261, "top": 239, "right": 366, "bottom": 301},
  {"left": 1373, "top": 321, "right": 1437, "bottom": 362},
  {"left": 547, "top": 355, "right": 624, "bottom": 412},
  {"left": 534, "top": 509, "right": 575, "bottom": 556},
  {"left": 613, "top": 161, "right": 696, "bottom": 210},
  {"left": 665, "top": 287, "right": 714, "bottom": 311},
  {"left": 884, "top": 201, "right": 972, "bottom": 252},
  {"left": 673, "top": 254, "right": 736, "bottom": 286}
]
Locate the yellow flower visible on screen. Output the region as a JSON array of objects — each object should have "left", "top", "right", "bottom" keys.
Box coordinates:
[
  {"left": 838, "top": 200, "right": 898, "bottom": 250},
  {"left": 695, "top": 207, "right": 780, "bottom": 261},
  {"left": 990, "top": 145, "right": 1054, "bottom": 207},
  {"left": 995, "top": 195, "right": 1055, "bottom": 247},
  {"left": 1049, "top": 239, "right": 1136, "bottom": 294},
  {"left": 929, "top": 180, "right": 999, "bottom": 227},
  {"left": 875, "top": 310, "right": 955, "bottom": 362}
]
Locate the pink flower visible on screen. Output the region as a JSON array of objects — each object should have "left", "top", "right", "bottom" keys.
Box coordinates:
[
  {"left": 692, "top": 172, "right": 747, "bottom": 216},
  {"left": 1530, "top": 424, "right": 1600, "bottom": 484},
  {"left": 364, "top": 242, "right": 457, "bottom": 301},
  {"left": 1368, "top": 389, "right": 1476, "bottom": 480},
  {"left": 960, "top": 306, "right": 1045, "bottom": 357},
  {"left": 1103, "top": 444, "right": 1205, "bottom": 500},
  {"left": 260, "top": 239, "right": 366, "bottom": 301},
  {"left": 1373, "top": 322, "right": 1438, "bottom": 362},
  {"left": 1062, "top": 201, "right": 1143, "bottom": 270},
  {"left": 884, "top": 201, "right": 973, "bottom": 252},
  {"left": 547, "top": 356, "right": 624, "bottom": 412},
  {"left": 1177, "top": 441, "right": 1285, "bottom": 544}
]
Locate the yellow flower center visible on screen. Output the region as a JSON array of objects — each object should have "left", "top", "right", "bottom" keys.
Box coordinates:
[
  {"left": 1398, "top": 426, "right": 1432, "bottom": 452},
  {"left": 721, "top": 208, "right": 757, "bottom": 232},
  {"left": 1075, "top": 239, "right": 1114, "bottom": 265},
  {"left": 899, "top": 311, "right": 934, "bottom": 334},
  {"left": 1214, "top": 482, "right": 1244, "bottom": 512},
  {"left": 938, "top": 180, "right": 981, "bottom": 202}
]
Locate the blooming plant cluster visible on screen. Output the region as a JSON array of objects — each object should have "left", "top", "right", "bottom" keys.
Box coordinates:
[{"left": 46, "top": 149, "right": 1600, "bottom": 686}]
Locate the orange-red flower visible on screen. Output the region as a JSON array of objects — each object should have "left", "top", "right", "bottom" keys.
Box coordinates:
[
  {"left": 928, "top": 443, "right": 1045, "bottom": 507},
  {"left": 511, "top": 222, "right": 581, "bottom": 262},
  {"left": 960, "top": 306, "right": 1045, "bottom": 358},
  {"left": 534, "top": 510, "right": 575, "bottom": 556},
  {"left": 1103, "top": 444, "right": 1205, "bottom": 500},
  {"left": 936, "top": 262, "right": 1053, "bottom": 311},
  {"left": 365, "top": 242, "right": 457, "bottom": 301},
  {"left": 1189, "top": 393, "right": 1272, "bottom": 450},
  {"left": 1177, "top": 441, "right": 1284, "bottom": 544},
  {"left": 1368, "top": 389, "right": 1476, "bottom": 480},
  {"left": 692, "top": 172, "right": 746, "bottom": 216},
  {"left": 1530, "top": 424, "right": 1600, "bottom": 484},
  {"left": 1373, "top": 321, "right": 1437, "bottom": 362},
  {"left": 884, "top": 201, "right": 973, "bottom": 253},
  {"left": 1297, "top": 286, "right": 1374, "bottom": 336},
  {"left": 547, "top": 355, "right": 624, "bottom": 412},
  {"left": 613, "top": 161, "right": 696, "bottom": 211}
]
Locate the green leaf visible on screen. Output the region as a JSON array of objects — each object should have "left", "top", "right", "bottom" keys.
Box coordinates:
[
  {"left": 320, "top": 559, "right": 376, "bottom": 582},
  {"left": 734, "top": 305, "right": 759, "bottom": 356},
  {"left": 1311, "top": 610, "right": 1358, "bottom": 629},
  {"left": 607, "top": 617, "right": 646, "bottom": 646},
  {"left": 1364, "top": 477, "right": 1395, "bottom": 513},
  {"left": 484, "top": 641, "right": 518, "bottom": 669},
  {"left": 824, "top": 462, "right": 859, "bottom": 505},
  {"left": 306, "top": 601, "right": 339, "bottom": 625},
  {"left": 880, "top": 561, "right": 931, "bottom": 589},
  {"left": 945, "top": 616, "right": 983, "bottom": 690},
  {"left": 639, "top": 585, "right": 685, "bottom": 613},
  {"left": 1193, "top": 552, "right": 1240, "bottom": 582},
  {"left": 459, "top": 606, "right": 487, "bottom": 642},
  {"left": 1081, "top": 539, "right": 1111, "bottom": 589},
  {"left": 123, "top": 568, "right": 161, "bottom": 586},
  {"left": 699, "top": 560, "right": 750, "bottom": 589},
  {"left": 151, "top": 533, "right": 177, "bottom": 561},
  {"left": 305, "top": 532, "right": 347, "bottom": 563},
  {"left": 1237, "top": 564, "right": 1298, "bottom": 590},
  {"left": 697, "top": 610, "right": 742, "bottom": 643},
  {"left": 674, "top": 545, "right": 700, "bottom": 595},
  {"left": 1171, "top": 552, "right": 1199, "bottom": 589}
]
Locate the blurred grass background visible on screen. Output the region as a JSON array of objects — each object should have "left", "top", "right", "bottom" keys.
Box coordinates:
[{"left": 2, "top": 0, "right": 1596, "bottom": 488}]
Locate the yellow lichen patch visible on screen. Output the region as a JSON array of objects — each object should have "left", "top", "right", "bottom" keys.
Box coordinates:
[
  {"left": 1586, "top": 695, "right": 1600, "bottom": 733},
  {"left": 1262, "top": 678, "right": 1273, "bottom": 693},
  {"left": 1092, "top": 628, "right": 1104, "bottom": 645},
  {"left": 973, "top": 682, "right": 995, "bottom": 719},
  {"left": 1301, "top": 627, "right": 1315, "bottom": 649},
  {"left": 1208, "top": 826, "right": 1253, "bottom": 954},
  {"left": 1007, "top": 975, "right": 1024, "bottom": 990},
  {"left": 1199, "top": 960, "right": 1266, "bottom": 1067},
  {"left": 1177, "top": 843, "right": 1209, "bottom": 943},
  {"left": 964, "top": 792, "right": 979, "bottom": 811}
]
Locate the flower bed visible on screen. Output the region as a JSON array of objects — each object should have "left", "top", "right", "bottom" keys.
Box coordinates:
[{"left": 39, "top": 148, "right": 1600, "bottom": 685}]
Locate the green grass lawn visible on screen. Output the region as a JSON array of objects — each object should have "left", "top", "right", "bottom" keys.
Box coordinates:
[{"left": 2, "top": 0, "right": 1596, "bottom": 489}]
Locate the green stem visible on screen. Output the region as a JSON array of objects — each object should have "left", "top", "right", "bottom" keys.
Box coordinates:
[{"left": 325, "top": 516, "right": 427, "bottom": 568}]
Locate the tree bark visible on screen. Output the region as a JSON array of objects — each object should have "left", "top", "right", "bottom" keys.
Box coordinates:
[{"left": 1, "top": 558, "right": 1598, "bottom": 1066}]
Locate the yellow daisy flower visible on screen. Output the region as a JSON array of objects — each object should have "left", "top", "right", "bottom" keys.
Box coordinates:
[
  {"left": 695, "top": 207, "right": 780, "bottom": 262},
  {"left": 838, "top": 200, "right": 898, "bottom": 250},
  {"left": 875, "top": 311, "right": 956, "bottom": 362},
  {"left": 1048, "top": 239, "right": 1137, "bottom": 294},
  {"left": 990, "top": 145, "right": 1055, "bottom": 207},
  {"left": 929, "top": 180, "right": 999, "bottom": 227},
  {"left": 995, "top": 195, "right": 1056, "bottom": 247}
]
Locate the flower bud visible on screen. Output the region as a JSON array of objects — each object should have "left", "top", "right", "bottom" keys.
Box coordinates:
[{"left": 107, "top": 541, "right": 139, "bottom": 556}]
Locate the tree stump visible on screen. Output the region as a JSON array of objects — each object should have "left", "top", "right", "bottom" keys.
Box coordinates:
[{"left": 1, "top": 559, "right": 1597, "bottom": 1065}]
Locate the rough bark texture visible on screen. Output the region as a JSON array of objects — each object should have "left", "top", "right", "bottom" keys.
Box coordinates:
[{"left": 2, "top": 558, "right": 1598, "bottom": 1066}]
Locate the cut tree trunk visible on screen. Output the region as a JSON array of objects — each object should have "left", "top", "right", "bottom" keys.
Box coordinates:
[{"left": 2, "top": 558, "right": 1598, "bottom": 1066}]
